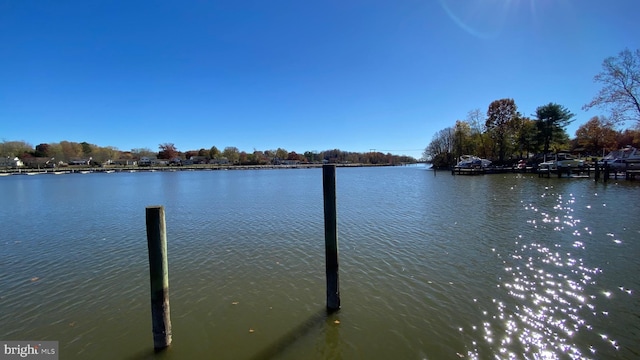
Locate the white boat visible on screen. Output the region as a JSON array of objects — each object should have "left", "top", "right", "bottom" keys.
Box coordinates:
[
  {"left": 456, "top": 155, "right": 491, "bottom": 169},
  {"left": 104, "top": 170, "right": 115, "bottom": 174},
  {"left": 538, "top": 153, "right": 584, "bottom": 170},
  {"left": 600, "top": 146, "right": 640, "bottom": 170},
  {"left": 0, "top": 173, "right": 11, "bottom": 177},
  {"left": 601, "top": 146, "right": 640, "bottom": 161}
]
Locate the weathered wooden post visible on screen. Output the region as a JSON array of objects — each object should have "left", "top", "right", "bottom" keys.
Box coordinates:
[
  {"left": 322, "top": 164, "right": 340, "bottom": 312},
  {"left": 146, "top": 206, "right": 172, "bottom": 350}
]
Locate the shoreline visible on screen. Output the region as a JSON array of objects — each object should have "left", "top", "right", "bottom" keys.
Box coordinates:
[{"left": 0, "top": 162, "right": 417, "bottom": 175}]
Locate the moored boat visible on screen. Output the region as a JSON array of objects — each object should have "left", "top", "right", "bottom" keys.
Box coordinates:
[
  {"left": 600, "top": 146, "right": 640, "bottom": 170},
  {"left": 538, "top": 152, "right": 584, "bottom": 171},
  {"left": 455, "top": 155, "right": 492, "bottom": 169}
]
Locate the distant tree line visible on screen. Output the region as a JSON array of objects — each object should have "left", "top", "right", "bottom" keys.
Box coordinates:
[
  {"left": 0, "top": 140, "right": 417, "bottom": 167},
  {"left": 425, "top": 49, "right": 640, "bottom": 169}
]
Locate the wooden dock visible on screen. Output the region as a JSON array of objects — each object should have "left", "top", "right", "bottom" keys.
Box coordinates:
[
  {"left": 537, "top": 165, "right": 639, "bottom": 181},
  {"left": 451, "top": 167, "right": 486, "bottom": 175},
  {"left": 450, "top": 164, "right": 639, "bottom": 181}
]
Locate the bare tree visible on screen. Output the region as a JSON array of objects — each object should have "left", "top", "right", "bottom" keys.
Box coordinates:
[
  {"left": 583, "top": 48, "right": 640, "bottom": 124},
  {"left": 424, "top": 127, "right": 455, "bottom": 167},
  {"left": 466, "top": 109, "right": 488, "bottom": 158}
]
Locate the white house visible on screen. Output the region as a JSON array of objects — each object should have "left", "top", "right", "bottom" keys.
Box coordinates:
[{"left": 0, "top": 157, "right": 24, "bottom": 168}]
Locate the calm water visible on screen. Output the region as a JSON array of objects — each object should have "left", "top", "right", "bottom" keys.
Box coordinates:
[{"left": 1, "top": 167, "right": 639, "bottom": 359}]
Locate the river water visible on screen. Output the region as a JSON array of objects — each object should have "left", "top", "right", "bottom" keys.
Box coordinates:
[{"left": 1, "top": 166, "right": 638, "bottom": 359}]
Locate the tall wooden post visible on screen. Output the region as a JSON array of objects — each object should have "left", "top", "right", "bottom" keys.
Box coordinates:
[
  {"left": 322, "top": 165, "right": 340, "bottom": 312},
  {"left": 146, "top": 206, "right": 172, "bottom": 350}
]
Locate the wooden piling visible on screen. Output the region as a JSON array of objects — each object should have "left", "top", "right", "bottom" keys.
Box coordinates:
[
  {"left": 322, "top": 165, "right": 340, "bottom": 312},
  {"left": 145, "top": 206, "right": 172, "bottom": 350}
]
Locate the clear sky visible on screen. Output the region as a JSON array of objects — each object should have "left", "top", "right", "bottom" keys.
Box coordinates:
[{"left": 1, "top": 0, "right": 638, "bottom": 159}]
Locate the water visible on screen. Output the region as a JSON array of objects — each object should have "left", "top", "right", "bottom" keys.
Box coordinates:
[{"left": 1, "top": 167, "right": 639, "bottom": 359}]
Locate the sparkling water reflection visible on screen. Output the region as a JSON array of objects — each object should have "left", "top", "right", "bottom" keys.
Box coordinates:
[{"left": 461, "top": 184, "right": 638, "bottom": 360}]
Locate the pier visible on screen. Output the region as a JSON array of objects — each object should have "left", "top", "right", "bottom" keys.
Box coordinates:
[{"left": 450, "top": 164, "right": 639, "bottom": 181}]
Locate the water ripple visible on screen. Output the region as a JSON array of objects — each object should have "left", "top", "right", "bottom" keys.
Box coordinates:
[
  {"left": 461, "top": 184, "right": 638, "bottom": 360},
  {"left": 2, "top": 168, "right": 639, "bottom": 359}
]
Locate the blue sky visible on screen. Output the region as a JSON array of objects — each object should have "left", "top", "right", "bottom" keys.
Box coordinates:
[{"left": 1, "top": 0, "right": 638, "bottom": 159}]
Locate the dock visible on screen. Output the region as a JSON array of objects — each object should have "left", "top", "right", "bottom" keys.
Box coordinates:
[{"left": 450, "top": 165, "right": 639, "bottom": 181}]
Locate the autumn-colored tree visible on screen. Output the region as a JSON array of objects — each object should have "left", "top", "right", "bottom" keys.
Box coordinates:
[
  {"left": 158, "top": 143, "right": 179, "bottom": 159},
  {"left": 253, "top": 150, "right": 267, "bottom": 165},
  {"left": 34, "top": 143, "right": 50, "bottom": 157},
  {"left": 238, "top": 151, "right": 248, "bottom": 164},
  {"left": 574, "top": 116, "right": 617, "bottom": 155},
  {"left": 0, "top": 140, "right": 33, "bottom": 158},
  {"left": 616, "top": 128, "right": 640, "bottom": 148},
  {"left": 59, "top": 141, "right": 83, "bottom": 161},
  {"left": 583, "top": 48, "right": 640, "bottom": 124},
  {"left": 92, "top": 146, "right": 121, "bottom": 164},
  {"left": 184, "top": 150, "right": 199, "bottom": 159},
  {"left": 222, "top": 146, "right": 240, "bottom": 164},
  {"left": 119, "top": 151, "right": 134, "bottom": 160},
  {"left": 486, "top": 99, "right": 518, "bottom": 163},
  {"left": 285, "top": 151, "right": 302, "bottom": 161},
  {"left": 275, "top": 148, "right": 288, "bottom": 160}
]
